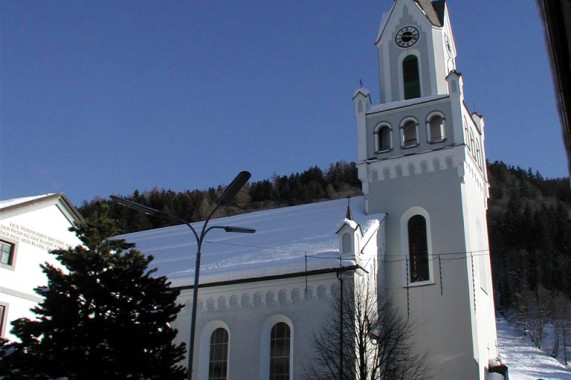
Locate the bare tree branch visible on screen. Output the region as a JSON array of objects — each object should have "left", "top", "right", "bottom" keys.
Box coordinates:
[{"left": 304, "top": 279, "right": 432, "bottom": 380}]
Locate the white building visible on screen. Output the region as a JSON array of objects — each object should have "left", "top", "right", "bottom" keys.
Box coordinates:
[
  {"left": 0, "top": 193, "right": 83, "bottom": 341},
  {"left": 119, "top": 1, "right": 500, "bottom": 379}
]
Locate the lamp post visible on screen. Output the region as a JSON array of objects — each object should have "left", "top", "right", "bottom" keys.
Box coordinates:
[{"left": 111, "top": 171, "right": 255, "bottom": 380}]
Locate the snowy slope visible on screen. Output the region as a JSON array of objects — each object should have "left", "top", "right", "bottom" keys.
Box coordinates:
[{"left": 497, "top": 317, "right": 571, "bottom": 379}]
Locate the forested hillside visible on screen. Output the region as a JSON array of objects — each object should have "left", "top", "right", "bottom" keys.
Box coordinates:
[
  {"left": 487, "top": 161, "right": 571, "bottom": 303},
  {"left": 486, "top": 162, "right": 570, "bottom": 358},
  {"left": 79, "top": 161, "right": 362, "bottom": 234},
  {"left": 79, "top": 160, "right": 571, "bottom": 313}
]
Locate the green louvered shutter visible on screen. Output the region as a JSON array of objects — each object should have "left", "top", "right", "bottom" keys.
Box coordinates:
[{"left": 403, "top": 55, "right": 420, "bottom": 99}]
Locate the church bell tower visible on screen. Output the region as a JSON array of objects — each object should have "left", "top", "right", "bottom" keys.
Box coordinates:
[{"left": 353, "top": 1, "right": 499, "bottom": 379}]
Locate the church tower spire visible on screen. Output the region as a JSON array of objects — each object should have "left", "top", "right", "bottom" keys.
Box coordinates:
[
  {"left": 345, "top": 197, "right": 353, "bottom": 220},
  {"left": 353, "top": 1, "right": 499, "bottom": 379}
]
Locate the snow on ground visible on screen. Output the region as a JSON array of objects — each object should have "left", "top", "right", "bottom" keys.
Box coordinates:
[{"left": 497, "top": 317, "right": 571, "bottom": 379}]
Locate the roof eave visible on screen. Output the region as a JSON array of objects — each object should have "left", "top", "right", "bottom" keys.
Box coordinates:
[
  {"left": 174, "top": 264, "right": 364, "bottom": 291},
  {"left": 0, "top": 193, "right": 83, "bottom": 225}
]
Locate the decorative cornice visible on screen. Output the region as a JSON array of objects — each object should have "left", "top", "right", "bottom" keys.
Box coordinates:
[{"left": 358, "top": 145, "right": 488, "bottom": 197}]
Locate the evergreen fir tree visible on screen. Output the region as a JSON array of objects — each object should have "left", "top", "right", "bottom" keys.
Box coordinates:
[{"left": 0, "top": 204, "right": 186, "bottom": 380}]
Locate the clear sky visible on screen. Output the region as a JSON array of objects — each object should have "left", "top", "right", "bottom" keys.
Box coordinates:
[{"left": 1, "top": 0, "right": 567, "bottom": 206}]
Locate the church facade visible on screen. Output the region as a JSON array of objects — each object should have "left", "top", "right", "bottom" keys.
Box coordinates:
[{"left": 119, "top": 1, "right": 500, "bottom": 379}]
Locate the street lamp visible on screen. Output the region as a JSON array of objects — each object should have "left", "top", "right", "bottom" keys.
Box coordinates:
[{"left": 111, "top": 171, "right": 255, "bottom": 380}]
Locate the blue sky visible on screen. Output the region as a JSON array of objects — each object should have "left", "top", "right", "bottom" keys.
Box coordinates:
[{"left": 1, "top": 0, "right": 567, "bottom": 206}]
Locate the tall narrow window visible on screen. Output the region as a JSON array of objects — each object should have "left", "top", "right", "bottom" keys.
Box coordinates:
[
  {"left": 342, "top": 233, "right": 352, "bottom": 254},
  {"left": 403, "top": 55, "right": 420, "bottom": 99},
  {"left": 270, "top": 322, "right": 290, "bottom": 380},
  {"left": 0, "top": 241, "right": 15, "bottom": 267},
  {"left": 408, "top": 215, "right": 429, "bottom": 282},
  {"left": 375, "top": 125, "right": 392, "bottom": 152},
  {"left": 209, "top": 328, "right": 229, "bottom": 380},
  {"left": 401, "top": 120, "right": 418, "bottom": 147}
]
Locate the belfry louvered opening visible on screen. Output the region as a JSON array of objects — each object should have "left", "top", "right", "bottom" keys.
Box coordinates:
[{"left": 403, "top": 55, "right": 420, "bottom": 99}]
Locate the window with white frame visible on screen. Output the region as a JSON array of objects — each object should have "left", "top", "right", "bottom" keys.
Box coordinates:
[
  {"left": 0, "top": 240, "right": 15, "bottom": 267},
  {"left": 270, "top": 322, "right": 291, "bottom": 380},
  {"left": 401, "top": 119, "right": 418, "bottom": 147},
  {"left": 208, "top": 328, "right": 229, "bottom": 380},
  {"left": 0, "top": 304, "right": 6, "bottom": 337},
  {"left": 374, "top": 124, "right": 392, "bottom": 152},
  {"left": 427, "top": 113, "right": 446, "bottom": 142},
  {"left": 408, "top": 215, "right": 429, "bottom": 283}
]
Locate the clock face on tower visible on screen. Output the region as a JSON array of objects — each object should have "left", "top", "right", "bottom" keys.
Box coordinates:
[{"left": 395, "top": 26, "right": 419, "bottom": 48}]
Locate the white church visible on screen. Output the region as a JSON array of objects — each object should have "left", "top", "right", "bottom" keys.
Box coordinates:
[{"left": 118, "top": 0, "right": 501, "bottom": 379}]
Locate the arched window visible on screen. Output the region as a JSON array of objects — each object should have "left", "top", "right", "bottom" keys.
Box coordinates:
[
  {"left": 403, "top": 55, "right": 420, "bottom": 99},
  {"left": 464, "top": 118, "right": 470, "bottom": 152},
  {"left": 475, "top": 139, "right": 483, "bottom": 170},
  {"left": 427, "top": 113, "right": 445, "bottom": 142},
  {"left": 208, "top": 328, "right": 229, "bottom": 380},
  {"left": 401, "top": 119, "right": 418, "bottom": 147},
  {"left": 375, "top": 124, "right": 392, "bottom": 152},
  {"left": 270, "top": 322, "right": 291, "bottom": 379},
  {"left": 408, "top": 215, "right": 429, "bottom": 282}
]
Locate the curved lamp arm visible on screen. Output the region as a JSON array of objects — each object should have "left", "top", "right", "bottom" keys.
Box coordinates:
[{"left": 110, "top": 170, "right": 254, "bottom": 380}]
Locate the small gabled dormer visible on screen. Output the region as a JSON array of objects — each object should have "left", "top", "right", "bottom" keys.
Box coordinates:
[
  {"left": 336, "top": 201, "right": 363, "bottom": 265},
  {"left": 336, "top": 220, "right": 361, "bottom": 260}
]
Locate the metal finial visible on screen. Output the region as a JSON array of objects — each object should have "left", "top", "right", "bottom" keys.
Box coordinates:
[{"left": 346, "top": 196, "right": 353, "bottom": 220}]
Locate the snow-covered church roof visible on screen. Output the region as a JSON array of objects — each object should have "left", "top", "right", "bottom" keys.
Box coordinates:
[{"left": 116, "top": 196, "right": 385, "bottom": 288}]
